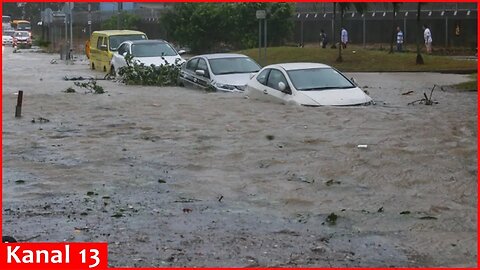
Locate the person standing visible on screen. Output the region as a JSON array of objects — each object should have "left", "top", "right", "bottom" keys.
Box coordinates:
[
  {"left": 396, "top": 26, "right": 404, "bottom": 52},
  {"left": 320, "top": 29, "right": 328, "bottom": 48},
  {"left": 341, "top": 27, "right": 348, "bottom": 49},
  {"left": 423, "top": 25, "right": 432, "bottom": 54}
]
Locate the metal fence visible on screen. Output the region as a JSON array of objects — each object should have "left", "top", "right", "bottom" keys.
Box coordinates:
[
  {"left": 294, "top": 10, "right": 477, "bottom": 48},
  {"left": 38, "top": 7, "right": 477, "bottom": 54}
]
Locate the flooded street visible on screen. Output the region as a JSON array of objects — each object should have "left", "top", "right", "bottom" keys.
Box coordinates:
[{"left": 2, "top": 47, "right": 477, "bottom": 267}]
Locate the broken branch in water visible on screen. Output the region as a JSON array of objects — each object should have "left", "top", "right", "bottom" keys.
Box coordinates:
[{"left": 408, "top": 84, "right": 443, "bottom": 106}]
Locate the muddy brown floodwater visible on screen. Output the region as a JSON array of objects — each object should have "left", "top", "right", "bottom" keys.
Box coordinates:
[{"left": 2, "top": 47, "right": 477, "bottom": 267}]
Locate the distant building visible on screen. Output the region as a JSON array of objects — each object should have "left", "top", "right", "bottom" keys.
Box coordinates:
[{"left": 99, "top": 3, "right": 137, "bottom": 11}]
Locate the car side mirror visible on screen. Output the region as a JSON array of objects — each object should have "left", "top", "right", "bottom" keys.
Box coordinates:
[
  {"left": 195, "top": 69, "right": 206, "bottom": 76},
  {"left": 178, "top": 49, "right": 186, "bottom": 55},
  {"left": 278, "top": 82, "right": 287, "bottom": 91},
  {"left": 351, "top": 77, "right": 359, "bottom": 87},
  {"left": 122, "top": 52, "right": 128, "bottom": 57},
  {"left": 278, "top": 81, "right": 291, "bottom": 94},
  {"left": 249, "top": 73, "right": 255, "bottom": 79}
]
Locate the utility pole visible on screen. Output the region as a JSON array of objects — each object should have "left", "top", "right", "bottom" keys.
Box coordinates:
[
  {"left": 41, "top": 2, "right": 45, "bottom": 40},
  {"left": 117, "top": 2, "right": 123, "bottom": 29},
  {"left": 264, "top": 16, "right": 267, "bottom": 64},
  {"left": 69, "top": 2, "right": 73, "bottom": 53},
  {"left": 88, "top": 4, "right": 92, "bottom": 37}
]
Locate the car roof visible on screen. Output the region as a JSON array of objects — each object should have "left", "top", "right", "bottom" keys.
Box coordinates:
[
  {"left": 92, "top": 30, "right": 146, "bottom": 36},
  {"left": 195, "top": 53, "right": 250, "bottom": 60},
  {"left": 122, "top": 39, "right": 167, "bottom": 45},
  {"left": 267, "top": 62, "right": 332, "bottom": 71}
]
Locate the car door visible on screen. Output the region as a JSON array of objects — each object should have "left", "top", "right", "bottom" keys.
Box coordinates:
[
  {"left": 112, "top": 43, "right": 127, "bottom": 70},
  {"left": 247, "top": 68, "right": 271, "bottom": 101},
  {"left": 180, "top": 57, "right": 199, "bottom": 87},
  {"left": 192, "top": 58, "right": 211, "bottom": 89},
  {"left": 96, "top": 36, "right": 110, "bottom": 71},
  {"left": 264, "top": 69, "right": 292, "bottom": 104}
]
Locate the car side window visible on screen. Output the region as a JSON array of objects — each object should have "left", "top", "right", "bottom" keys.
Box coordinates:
[
  {"left": 186, "top": 58, "right": 199, "bottom": 71},
  {"left": 196, "top": 59, "right": 209, "bottom": 77},
  {"left": 267, "top": 69, "right": 288, "bottom": 91},
  {"left": 197, "top": 58, "right": 210, "bottom": 78},
  {"left": 96, "top": 37, "right": 104, "bottom": 49},
  {"left": 256, "top": 69, "right": 270, "bottom": 85}
]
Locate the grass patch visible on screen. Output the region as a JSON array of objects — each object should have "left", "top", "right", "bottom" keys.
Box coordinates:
[
  {"left": 451, "top": 73, "right": 477, "bottom": 91},
  {"left": 238, "top": 45, "right": 477, "bottom": 72}
]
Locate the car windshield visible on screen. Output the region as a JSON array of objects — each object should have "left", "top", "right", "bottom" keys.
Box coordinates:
[
  {"left": 287, "top": 68, "right": 355, "bottom": 91},
  {"left": 17, "top": 23, "right": 30, "bottom": 30},
  {"left": 109, "top": 34, "right": 147, "bottom": 51},
  {"left": 14, "top": 32, "right": 29, "bottom": 37},
  {"left": 131, "top": 43, "right": 177, "bottom": 57},
  {"left": 208, "top": 57, "right": 260, "bottom": 75}
]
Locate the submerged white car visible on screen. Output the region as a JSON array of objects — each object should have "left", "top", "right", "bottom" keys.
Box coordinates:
[
  {"left": 110, "top": 39, "right": 185, "bottom": 75},
  {"left": 245, "top": 63, "right": 373, "bottom": 106},
  {"left": 179, "top": 53, "right": 261, "bottom": 92}
]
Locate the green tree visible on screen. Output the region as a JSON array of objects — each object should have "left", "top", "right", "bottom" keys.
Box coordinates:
[
  {"left": 224, "top": 3, "right": 268, "bottom": 49},
  {"left": 161, "top": 3, "right": 294, "bottom": 53},
  {"left": 265, "top": 3, "right": 295, "bottom": 46},
  {"left": 101, "top": 12, "right": 141, "bottom": 30}
]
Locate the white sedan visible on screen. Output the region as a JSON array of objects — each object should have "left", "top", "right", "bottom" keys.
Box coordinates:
[
  {"left": 178, "top": 53, "right": 261, "bottom": 92},
  {"left": 2, "top": 28, "right": 14, "bottom": 45},
  {"left": 110, "top": 39, "right": 185, "bottom": 75},
  {"left": 245, "top": 62, "right": 373, "bottom": 106},
  {"left": 2, "top": 35, "right": 13, "bottom": 45}
]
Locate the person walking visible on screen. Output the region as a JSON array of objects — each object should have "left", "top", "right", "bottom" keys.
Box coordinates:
[
  {"left": 423, "top": 25, "right": 432, "bottom": 54},
  {"left": 396, "top": 26, "right": 404, "bottom": 52},
  {"left": 341, "top": 27, "right": 348, "bottom": 49},
  {"left": 320, "top": 29, "right": 328, "bottom": 48}
]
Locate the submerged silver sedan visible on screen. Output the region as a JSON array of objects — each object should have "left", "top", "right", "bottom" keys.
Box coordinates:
[
  {"left": 245, "top": 62, "right": 373, "bottom": 106},
  {"left": 178, "top": 53, "right": 261, "bottom": 92}
]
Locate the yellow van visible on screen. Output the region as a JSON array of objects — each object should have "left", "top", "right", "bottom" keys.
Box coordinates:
[{"left": 89, "top": 30, "right": 147, "bottom": 73}]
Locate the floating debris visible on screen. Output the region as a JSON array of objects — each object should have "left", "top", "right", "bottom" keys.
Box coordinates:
[
  {"left": 325, "top": 179, "right": 341, "bottom": 186},
  {"left": 408, "top": 84, "right": 443, "bottom": 105},
  {"left": 31, "top": 117, "right": 50, "bottom": 123},
  {"left": 326, "top": 213, "right": 338, "bottom": 225}
]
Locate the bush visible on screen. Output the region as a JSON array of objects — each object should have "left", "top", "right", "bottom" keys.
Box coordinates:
[
  {"left": 117, "top": 54, "right": 183, "bottom": 86},
  {"left": 33, "top": 39, "right": 51, "bottom": 48},
  {"left": 74, "top": 80, "right": 105, "bottom": 94}
]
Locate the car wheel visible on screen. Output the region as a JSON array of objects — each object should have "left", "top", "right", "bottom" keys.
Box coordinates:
[{"left": 91, "top": 63, "right": 95, "bottom": 70}]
